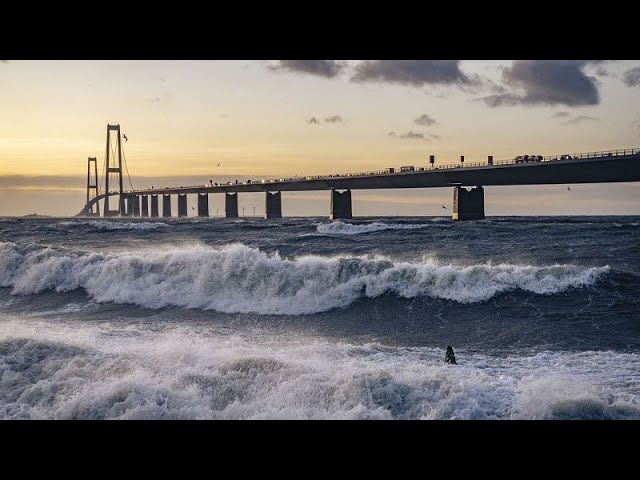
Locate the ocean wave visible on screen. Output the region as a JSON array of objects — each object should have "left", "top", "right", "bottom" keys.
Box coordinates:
[
  {"left": 1, "top": 326, "right": 638, "bottom": 419},
  {"left": 316, "top": 221, "right": 441, "bottom": 235},
  {"left": 613, "top": 222, "right": 640, "bottom": 228},
  {"left": 58, "top": 220, "right": 170, "bottom": 231},
  {"left": 0, "top": 241, "right": 609, "bottom": 315}
]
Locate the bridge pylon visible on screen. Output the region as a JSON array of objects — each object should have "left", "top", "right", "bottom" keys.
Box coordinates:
[
  {"left": 103, "top": 124, "right": 125, "bottom": 216},
  {"left": 84, "top": 157, "right": 100, "bottom": 216}
]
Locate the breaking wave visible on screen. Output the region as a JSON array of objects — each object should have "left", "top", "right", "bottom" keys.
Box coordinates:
[
  {"left": 1, "top": 327, "right": 638, "bottom": 419},
  {"left": 316, "top": 221, "right": 440, "bottom": 235},
  {"left": 58, "top": 221, "right": 170, "bottom": 231},
  {"left": 0, "top": 241, "right": 608, "bottom": 315}
]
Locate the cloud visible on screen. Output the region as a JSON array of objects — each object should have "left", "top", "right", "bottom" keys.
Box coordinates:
[
  {"left": 552, "top": 111, "right": 570, "bottom": 118},
  {"left": 307, "top": 117, "right": 320, "bottom": 125},
  {"left": 595, "top": 66, "right": 609, "bottom": 77},
  {"left": 400, "top": 131, "right": 425, "bottom": 139},
  {"left": 270, "top": 60, "right": 346, "bottom": 78},
  {"left": 1, "top": 60, "right": 9, "bottom": 64},
  {"left": 389, "top": 131, "right": 440, "bottom": 141},
  {"left": 414, "top": 114, "right": 437, "bottom": 127},
  {"left": 562, "top": 115, "right": 600, "bottom": 125},
  {"left": 351, "top": 60, "right": 474, "bottom": 86},
  {"left": 623, "top": 67, "right": 640, "bottom": 87},
  {"left": 324, "top": 115, "right": 343, "bottom": 123},
  {"left": 482, "top": 60, "right": 601, "bottom": 107}
]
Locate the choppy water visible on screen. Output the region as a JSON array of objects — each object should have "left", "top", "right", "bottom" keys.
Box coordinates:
[{"left": 1, "top": 215, "right": 639, "bottom": 419}]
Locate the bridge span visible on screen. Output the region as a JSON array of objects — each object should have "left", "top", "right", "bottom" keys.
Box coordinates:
[{"left": 80, "top": 125, "right": 640, "bottom": 220}]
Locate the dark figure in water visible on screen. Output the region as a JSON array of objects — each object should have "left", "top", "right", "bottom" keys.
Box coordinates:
[{"left": 445, "top": 346, "right": 457, "bottom": 365}]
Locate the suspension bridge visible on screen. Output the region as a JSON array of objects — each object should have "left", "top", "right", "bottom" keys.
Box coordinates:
[{"left": 79, "top": 124, "right": 640, "bottom": 220}]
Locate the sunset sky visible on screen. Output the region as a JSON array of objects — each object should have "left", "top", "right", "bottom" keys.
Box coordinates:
[{"left": 1, "top": 60, "right": 639, "bottom": 216}]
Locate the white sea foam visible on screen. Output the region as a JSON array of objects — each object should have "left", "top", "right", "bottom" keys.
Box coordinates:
[
  {"left": 0, "top": 241, "right": 608, "bottom": 315},
  {"left": 58, "top": 220, "right": 170, "bottom": 231},
  {"left": 613, "top": 222, "right": 640, "bottom": 227},
  {"left": 316, "top": 221, "right": 440, "bottom": 235},
  {"left": 0, "top": 317, "right": 638, "bottom": 420}
]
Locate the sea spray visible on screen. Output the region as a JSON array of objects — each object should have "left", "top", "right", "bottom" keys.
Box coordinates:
[{"left": 0, "top": 241, "right": 608, "bottom": 315}]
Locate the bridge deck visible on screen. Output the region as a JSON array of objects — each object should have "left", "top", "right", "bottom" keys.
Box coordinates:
[{"left": 86, "top": 148, "right": 640, "bottom": 209}]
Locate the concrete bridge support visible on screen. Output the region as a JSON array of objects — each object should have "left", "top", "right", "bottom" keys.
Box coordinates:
[
  {"left": 126, "top": 195, "right": 139, "bottom": 217},
  {"left": 265, "top": 191, "right": 282, "bottom": 219},
  {"left": 452, "top": 186, "right": 485, "bottom": 221},
  {"left": 178, "top": 194, "right": 188, "bottom": 217},
  {"left": 150, "top": 195, "right": 159, "bottom": 217},
  {"left": 141, "top": 195, "right": 149, "bottom": 217},
  {"left": 163, "top": 194, "right": 172, "bottom": 218},
  {"left": 330, "top": 189, "right": 352, "bottom": 220},
  {"left": 197, "top": 194, "right": 209, "bottom": 217},
  {"left": 225, "top": 192, "right": 239, "bottom": 218}
]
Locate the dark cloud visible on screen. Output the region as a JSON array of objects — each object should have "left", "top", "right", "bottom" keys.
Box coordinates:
[
  {"left": 324, "top": 115, "right": 343, "bottom": 123},
  {"left": 400, "top": 131, "right": 425, "bottom": 139},
  {"left": 482, "top": 60, "right": 601, "bottom": 107},
  {"left": 270, "top": 60, "right": 346, "bottom": 78},
  {"left": 552, "top": 111, "right": 570, "bottom": 118},
  {"left": 562, "top": 115, "right": 600, "bottom": 125},
  {"left": 307, "top": 117, "right": 320, "bottom": 125},
  {"left": 351, "top": 60, "right": 474, "bottom": 86},
  {"left": 623, "top": 67, "right": 640, "bottom": 87},
  {"left": 389, "top": 131, "right": 440, "bottom": 141},
  {"left": 414, "top": 114, "right": 437, "bottom": 127}
]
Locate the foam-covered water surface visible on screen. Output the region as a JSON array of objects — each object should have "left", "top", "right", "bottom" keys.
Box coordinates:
[{"left": 1, "top": 215, "right": 639, "bottom": 419}]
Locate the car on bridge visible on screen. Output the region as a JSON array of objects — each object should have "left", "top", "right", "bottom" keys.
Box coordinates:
[{"left": 515, "top": 155, "right": 543, "bottom": 163}]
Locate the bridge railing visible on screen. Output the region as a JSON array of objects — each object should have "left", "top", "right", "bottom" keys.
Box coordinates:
[{"left": 123, "top": 147, "right": 640, "bottom": 193}]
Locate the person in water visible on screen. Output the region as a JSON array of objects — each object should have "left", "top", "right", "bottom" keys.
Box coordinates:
[{"left": 445, "top": 346, "right": 457, "bottom": 365}]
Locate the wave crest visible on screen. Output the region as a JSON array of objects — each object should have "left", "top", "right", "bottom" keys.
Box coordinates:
[
  {"left": 0, "top": 242, "right": 608, "bottom": 315},
  {"left": 58, "top": 221, "right": 170, "bottom": 231},
  {"left": 316, "top": 221, "right": 440, "bottom": 235}
]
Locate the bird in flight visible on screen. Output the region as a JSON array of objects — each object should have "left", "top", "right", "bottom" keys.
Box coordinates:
[
  {"left": 567, "top": 187, "right": 571, "bottom": 191},
  {"left": 217, "top": 163, "right": 221, "bottom": 167},
  {"left": 122, "top": 134, "right": 128, "bottom": 142},
  {"left": 442, "top": 205, "right": 447, "bottom": 209}
]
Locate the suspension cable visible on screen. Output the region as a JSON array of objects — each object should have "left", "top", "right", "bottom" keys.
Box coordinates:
[{"left": 121, "top": 141, "right": 134, "bottom": 191}]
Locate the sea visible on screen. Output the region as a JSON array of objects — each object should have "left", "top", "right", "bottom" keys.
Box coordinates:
[{"left": 1, "top": 215, "right": 639, "bottom": 420}]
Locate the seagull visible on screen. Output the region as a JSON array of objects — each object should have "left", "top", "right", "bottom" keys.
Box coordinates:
[
  {"left": 442, "top": 205, "right": 447, "bottom": 209},
  {"left": 567, "top": 187, "right": 571, "bottom": 191},
  {"left": 122, "top": 134, "right": 128, "bottom": 142}
]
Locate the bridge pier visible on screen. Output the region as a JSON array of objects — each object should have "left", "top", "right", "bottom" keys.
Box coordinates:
[
  {"left": 127, "top": 195, "right": 140, "bottom": 217},
  {"left": 452, "top": 186, "right": 485, "bottom": 221},
  {"left": 163, "top": 194, "right": 172, "bottom": 217},
  {"left": 178, "top": 194, "right": 188, "bottom": 217},
  {"left": 265, "top": 191, "right": 282, "bottom": 219},
  {"left": 141, "top": 195, "right": 149, "bottom": 217},
  {"left": 150, "top": 195, "right": 159, "bottom": 217},
  {"left": 133, "top": 195, "right": 141, "bottom": 217},
  {"left": 330, "top": 189, "right": 352, "bottom": 220},
  {"left": 197, "top": 194, "right": 209, "bottom": 217},
  {"left": 225, "top": 192, "right": 239, "bottom": 218}
]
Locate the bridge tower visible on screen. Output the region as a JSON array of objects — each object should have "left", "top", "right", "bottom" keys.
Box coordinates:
[
  {"left": 103, "top": 124, "right": 125, "bottom": 216},
  {"left": 84, "top": 157, "right": 100, "bottom": 216}
]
